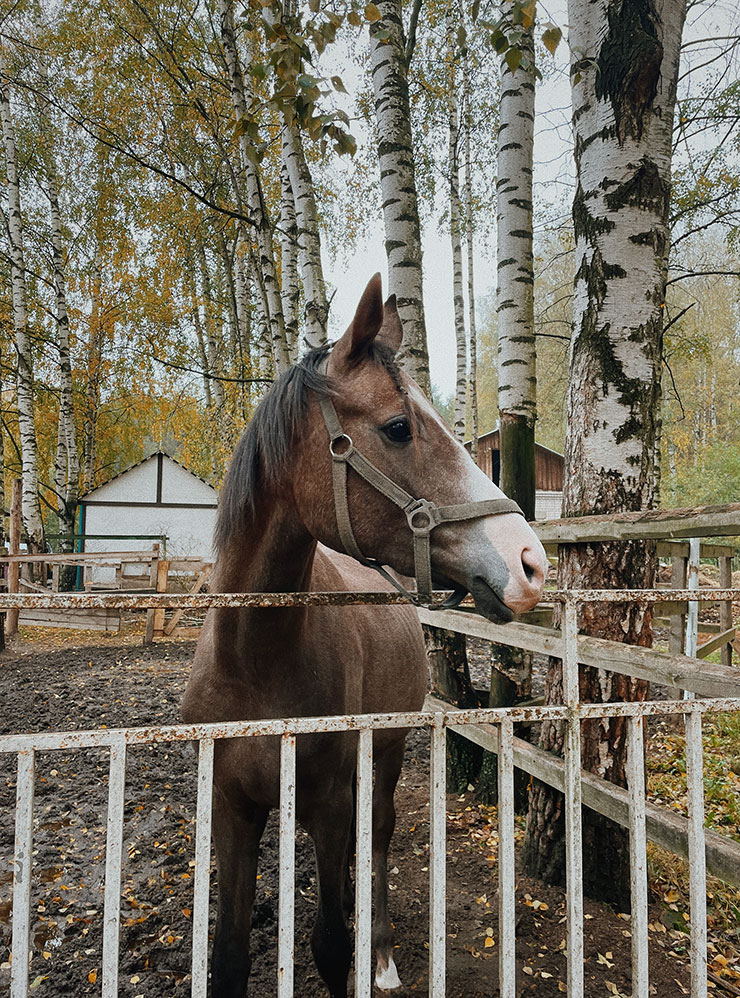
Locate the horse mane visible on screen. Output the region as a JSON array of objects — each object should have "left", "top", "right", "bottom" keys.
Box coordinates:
[{"left": 214, "top": 341, "right": 405, "bottom": 551}]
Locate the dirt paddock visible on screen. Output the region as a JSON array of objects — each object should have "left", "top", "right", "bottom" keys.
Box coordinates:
[{"left": 0, "top": 626, "right": 694, "bottom": 997}]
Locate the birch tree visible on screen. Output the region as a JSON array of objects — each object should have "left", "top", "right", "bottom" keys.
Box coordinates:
[
  {"left": 462, "top": 53, "right": 478, "bottom": 462},
  {"left": 282, "top": 122, "right": 329, "bottom": 352},
  {"left": 523, "top": 0, "right": 688, "bottom": 906},
  {"left": 218, "top": 0, "right": 289, "bottom": 374},
  {"left": 279, "top": 156, "right": 300, "bottom": 362},
  {"left": 369, "top": 0, "right": 431, "bottom": 396},
  {"left": 39, "top": 81, "right": 79, "bottom": 545},
  {"left": 496, "top": 6, "right": 536, "bottom": 520},
  {"left": 447, "top": 16, "right": 467, "bottom": 442},
  {"left": 0, "top": 45, "right": 44, "bottom": 551}
]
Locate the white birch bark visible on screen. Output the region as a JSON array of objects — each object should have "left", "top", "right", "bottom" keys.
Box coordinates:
[
  {"left": 0, "top": 47, "right": 44, "bottom": 550},
  {"left": 279, "top": 153, "right": 300, "bottom": 363},
  {"left": 369, "top": 0, "right": 430, "bottom": 395},
  {"left": 496, "top": 15, "right": 536, "bottom": 418},
  {"left": 563, "top": 0, "right": 687, "bottom": 517},
  {"left": 250, "top": 245, "right": 273, "bottom": 379},
  {"left": 218, "top": 0, "right": 289, "bottom": 374},
  {"left": 83, "top": 251, "right": 103, "bottom": 493},
  {"left": 196, "top": 241, "right": 227, "bottom": 419},
  {"left": 447, "top": 23, "right": 466, "bottom": 442},
  {"left": 281, "top": 122, "right": 328, "bottom": 352},
  {"left": 462, "top": 57, "right": 478, "bottom": 462},
  {"left": 524, "top": 0, "right": 689, "bottom": 906},
  {"left": 41, "top": 95, "right": 79, "bottom": 539}
]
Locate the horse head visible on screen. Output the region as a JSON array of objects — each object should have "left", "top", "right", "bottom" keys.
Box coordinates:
[{"left": 293, "top": 274, "right": 547, "bottom": 622}]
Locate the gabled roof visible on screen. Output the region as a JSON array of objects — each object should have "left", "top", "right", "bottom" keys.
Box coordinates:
[{"left": 78, "top": 451, "right": 217, "bottom": 502}]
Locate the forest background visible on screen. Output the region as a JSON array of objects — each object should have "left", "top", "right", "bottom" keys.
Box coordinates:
[{"left": 0, "top": 0, "right": 738, "bottom": 548}]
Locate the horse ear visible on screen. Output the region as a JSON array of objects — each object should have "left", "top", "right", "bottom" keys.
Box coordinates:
[
  {"left": 349, "top": 273, "right": 384, "bottom": 356},
  {"left": 331, "top": 273, "right": 384, "bottom": 364},
  {"left": 378, "top": 294, "right": 403, "bottom": 354}
]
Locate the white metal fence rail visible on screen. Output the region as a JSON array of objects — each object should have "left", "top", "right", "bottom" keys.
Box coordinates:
[{"left": 1, "top": 588, "right": 738, "bottom": 998}]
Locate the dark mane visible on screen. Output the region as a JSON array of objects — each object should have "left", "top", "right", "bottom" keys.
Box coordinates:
[{"left": 214, "top": 341, "right": 406, "bottom": 551}]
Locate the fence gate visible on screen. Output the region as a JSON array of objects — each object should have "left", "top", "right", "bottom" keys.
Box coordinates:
[{"left": 0, "top": 587, "right": 738, "bottom": 998}]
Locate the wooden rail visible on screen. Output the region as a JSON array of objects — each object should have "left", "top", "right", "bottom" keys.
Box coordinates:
[{"left": 534, "top": 501, "right": 740, "bottom": 543}]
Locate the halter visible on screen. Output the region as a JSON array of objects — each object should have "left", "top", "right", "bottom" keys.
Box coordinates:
[{"left": 317, "top": 391, "right": 524, "bottom": 608}]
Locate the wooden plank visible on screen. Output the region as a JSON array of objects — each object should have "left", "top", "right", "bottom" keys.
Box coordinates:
[
  {"left": 534, "top": 502, "right": 740, "bottom": 543},
  {"left": 152, "top": 560, "right": 169, "bottom": 638},
  {"left": 425, "top": 695, "right": 740, "bottom": 888},
  {"left": 163, "top": 568, "right": 209, "bottom": 636},
  {"left": 696, "top": 627, "right": 737, "bottom": 660},
  {"left": 669, "top": 556, "right": 688, "bottom": 655},
  {"left": 657, "top": 541, "right": 737, "bottom": 559},
  {"left": 18, "top": 609, "right": 121, "bottom": 632},
  {"left": 417, "top": 608, "right": 740, "bottom": 699},
  {"left": 0, "top": 550, "right": 164, "bottom": 565}
]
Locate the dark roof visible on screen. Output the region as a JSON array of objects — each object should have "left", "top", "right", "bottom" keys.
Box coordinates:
[{"left": 78, "top": 451, "right": 217, "bottom": 502}]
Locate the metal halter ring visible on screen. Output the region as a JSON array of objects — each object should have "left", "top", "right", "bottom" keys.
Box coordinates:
[
  {"left": 329, "top": 434, "right": 353, "bottom": 459},
  {"left": 405, "top": 498, "right": 436, "bottom": 534}
]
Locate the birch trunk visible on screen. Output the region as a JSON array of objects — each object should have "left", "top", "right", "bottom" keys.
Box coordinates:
[
  {"left": 369, "top": 0, "right": 430, "bottom": 395},
  {"left": 196, "top": 241, "right": 227, "bottom": 421},
  {"left": 234, "top": 228, "right": 253, "bottom": 382},
  {"left": 462, "top": 56, "right": 478, "bottom": 463},
  {"left": 523, "top": 0, "right": 687, "bottom": 907},
  {"left": 42, "top": 104, "right": 79, "bottom": 543},
  {"left": 448, "top": 23, "right": 466, "bottom": 443},
  {"left": 496, "top": 11, "right": 536, "bottom": 521},
  {"left": 83, "top": 251, "right": 103, "bottom": 493},
  {"left": 279, "top": 153, "right": 300, "bottom": 363},
  {"left": 218, "top": 0, "right": 289, "bottom": 374},
  {"left": 282, "top": 122, "right": 328, "bottom": 352},
  {"left": 0, "top": 47, "right": 44, "bottom": 550}
]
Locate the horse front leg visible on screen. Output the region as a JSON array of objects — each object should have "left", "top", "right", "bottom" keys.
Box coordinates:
[
  {"left": 210, "top": 792, "right": 268, "bottom": 998},
  {"left": 372, "top": 738, "right": 406, "bottom": 991},
  {"left": 309, "top": 790, "right": 354, "bottom": 998}
]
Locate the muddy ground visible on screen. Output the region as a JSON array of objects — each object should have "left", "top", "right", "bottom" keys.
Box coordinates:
[{"left": 0, "top": 627, "right": 694, "bottom": 997}]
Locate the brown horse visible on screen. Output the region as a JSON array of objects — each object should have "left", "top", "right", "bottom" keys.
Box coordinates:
[{"left": 182, "top": 275, "right": 546, "bottom": 997}]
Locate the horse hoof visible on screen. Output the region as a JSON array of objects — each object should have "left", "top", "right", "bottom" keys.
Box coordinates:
[{"left": 375, "top": 954, "right": 402, "bottom": 990}]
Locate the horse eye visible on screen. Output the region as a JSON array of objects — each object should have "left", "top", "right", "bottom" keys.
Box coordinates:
[{"left": 382, "top": 419, "right": 412, "bottom": 443}]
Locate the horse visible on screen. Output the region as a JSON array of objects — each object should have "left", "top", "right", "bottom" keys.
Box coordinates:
[{"left": 182, "top": 274, "right": 547, "bottom": 998}]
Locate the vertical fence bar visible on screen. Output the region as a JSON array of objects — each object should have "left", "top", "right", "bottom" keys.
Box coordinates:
[
  {"left": 278, "top": 734, "right": 296, "bottom": 998},
  {"left": 429, "top": 715, "right": 446, "bottom": 998},
  {"left": 684, "top": 537, "right": 700, "bottom": 663},
  {"left": 102, "top": 737, "right": 127, "bottom": 998},
  {"left": 191, "top": 737, "right": 215, "bottom": 998},
  {"left": 685, "top": 709, "right": 707, "bottom": 998},
  {"left": 354, "top": 728, "right": 373, "bottom": 998},
  {"left": 626, "top": 716, "right": 649, "bottom": 998},
  {"left": 562, "top": 599, "right": 584, "bottom": 997},
  {"left": 497, "top": 718, "right": 515, "bottom": 998},
  {"left": 10, "top": 750, "right": 34, "bottom": 998}
]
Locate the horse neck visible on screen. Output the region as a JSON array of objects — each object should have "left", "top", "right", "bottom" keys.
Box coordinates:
[
  {"left": 214, "top": 495, "right": 316, "bottom": 594},
  {"left": 209, "top": 493, "right": 318, "bottom": 669}
]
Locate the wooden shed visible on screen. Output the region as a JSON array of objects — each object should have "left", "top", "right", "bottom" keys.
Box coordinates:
[
  {"left": 467, "top": 429, "right": 564, "bottom": 521},
  {"left": 78, "top": 453, "right": 218, "bottom": 581}
]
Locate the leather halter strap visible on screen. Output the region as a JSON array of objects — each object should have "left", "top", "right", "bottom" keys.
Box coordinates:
[{"left": 317, "top": 393, "right": 524, "bottom": 607}]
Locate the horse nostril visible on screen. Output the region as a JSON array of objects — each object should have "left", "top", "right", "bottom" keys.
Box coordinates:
[{"left": 521, "top": 547, "right": 544, "bottom": 588}]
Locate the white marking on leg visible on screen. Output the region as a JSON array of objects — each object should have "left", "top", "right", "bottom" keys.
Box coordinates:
[{"left": 375, "top": 953, "right": 402, "bottom": 990}]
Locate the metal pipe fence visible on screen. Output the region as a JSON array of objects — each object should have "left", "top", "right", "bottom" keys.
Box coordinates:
[{"left": 0, "top": 588, "right": 738, "bottom": 998}]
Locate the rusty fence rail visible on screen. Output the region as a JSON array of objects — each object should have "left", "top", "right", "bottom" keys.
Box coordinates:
[{"left": 0, "top": 588, "right": 739, "bottom": 998}]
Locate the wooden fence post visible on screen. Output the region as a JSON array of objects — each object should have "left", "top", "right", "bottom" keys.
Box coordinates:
[
  {"left": 668, "top": 555, "right": 687, "bottom": 655},
  {"left": 719, "top": 555, "right": 733, "bottom": 668},
  {"left": 144, "top": 558, "right": 169, "bottom": 644},
  {"left": 7, "top": 479, "right": 22, "bottom": 637}
]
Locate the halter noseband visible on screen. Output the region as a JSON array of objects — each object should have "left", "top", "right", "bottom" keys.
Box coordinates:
[{"left": 317, "top": 387, "right": 524, "bottom": 609}]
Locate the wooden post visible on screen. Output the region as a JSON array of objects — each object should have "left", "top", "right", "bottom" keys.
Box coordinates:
[
  {"left": 7, "top": 479, "right": 22, "bottom": 637},
  {"left": 719, "top": 556, "right": 733, "bottom": 668},
  {"left": 668, "top": 555, "right": 687, "bottom": 654},
  {"left": 144, "top": 558, "right": 168, "bottom": 644}
]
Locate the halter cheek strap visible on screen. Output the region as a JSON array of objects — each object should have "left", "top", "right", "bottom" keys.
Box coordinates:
[{"left": 317, "top": 393, "right": 524, "bottom": 608}]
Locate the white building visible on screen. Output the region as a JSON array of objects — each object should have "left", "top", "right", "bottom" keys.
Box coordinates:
[{"left": 79, "top": 453, "right": 218, "bottom": 575}]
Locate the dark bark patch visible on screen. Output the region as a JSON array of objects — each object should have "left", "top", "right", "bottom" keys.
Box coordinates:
[
  {"left": 604, "top": 157, "right": 670, "bottom": 218},
  {"left": 595, "top": 0, "right": 663, "bottom": 144}
]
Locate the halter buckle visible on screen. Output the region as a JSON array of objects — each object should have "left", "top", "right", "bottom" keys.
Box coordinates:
[
  {"left": 405, "top": 497, "right": 436, "bottom": 534},
  {"left": 329, "top": 433, "right": 353, "bottom": 459}
]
